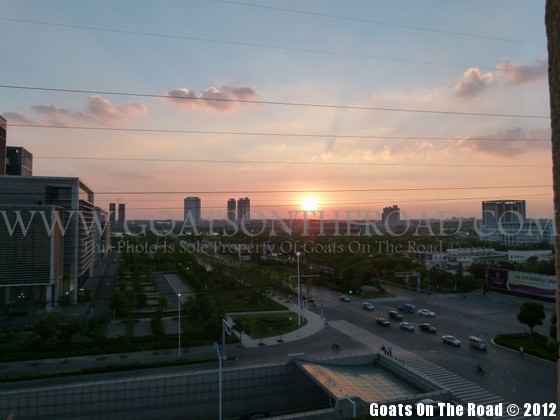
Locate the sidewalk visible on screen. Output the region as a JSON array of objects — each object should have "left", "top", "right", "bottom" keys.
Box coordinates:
[{"left": 228, "top": 294, "right": 326, "bottom": 348}]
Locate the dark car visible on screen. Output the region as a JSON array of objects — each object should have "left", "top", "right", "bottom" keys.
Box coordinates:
[
  {"left": 376, "top": 317, "right": 390, "bottom": 326},
  {"left": 388, "top": 310, "right": 403, "bottom": 321},
  {"left": 398, "top": 303, "right": 416, "bottom": 313},
  {"left": 419, "top": 323, "right": 437, "bottom": 333}
]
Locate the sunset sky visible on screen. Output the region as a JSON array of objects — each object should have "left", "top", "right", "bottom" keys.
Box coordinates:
[{"left": 0, "top": 0, "right": 552, "bottom": 220}]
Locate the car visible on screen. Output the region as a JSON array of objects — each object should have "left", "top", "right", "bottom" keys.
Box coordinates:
[
  {"left": 376, "top": 317, "right": 390, "bottom": 326},
  {"left": 112, "top": 258, "right": 117, "bottom": 263},
  {"left": 415, "top": 399, "right": 442, "bottom": 417},
  {"left": 399, "top": 322, "right": 415, "bottom": 332},
  {"left": 398, "top": 303, "right": 416, "bottom": 313},
  {"left": 361, "top": 302, "right": 375, "bottom": 311},
  {"left": 388, "top": 310, "right": 403, "bottom": 321},
  {"left": 339, "top": 295, "right": 351, "bottom": 302},
  {"left": 418, "top": 308, "right": 436, "bottom": 317},
  {"left": 419, "top": 323, "right": 437, "bottom": 333},
  {"left": 442, "top": 335, "right": 461, "bottom": 347}
]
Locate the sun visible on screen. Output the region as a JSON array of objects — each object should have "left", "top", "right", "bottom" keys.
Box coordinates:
[{"left": 302, "top": 197, "right": 318, "bottom": 212}]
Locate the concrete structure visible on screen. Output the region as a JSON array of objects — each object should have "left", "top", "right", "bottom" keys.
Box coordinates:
[
  {"left": 0, "top": 115, "right": 6, "bottom": 175},
  {"left": 237, "top": 196, "right": 250, "bottom": 222},
  {"left": 0, "top": 176, "right": 100, "bottom": 304},
  {"left": 382, "top": 204, "right": 400, "bottom": 226},
  {"left": 6, "top": 146, "right": 33, "bottom": 176},
  {"left": 227, "top": 198, "right": 236, "bottom": 222},
  {"left": 479, "top": 218, "right": 554, "bottom": 246},
  {"left": 0, "top": 204, "right": 64, "bottom": 309},
  {"left": 184, "top": 196, "right": 201, "bottom": 225},
  {"left": 408, "top": 247, "right": 506, "bottom": 271},
  {"left": 482, "top": 200, "right": 526, "bottom": 225},
  {"left": 0, "top": 353, "right": 452, "bottom": 420}
]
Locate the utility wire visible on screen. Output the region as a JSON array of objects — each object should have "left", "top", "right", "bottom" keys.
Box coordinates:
[
  {"left": 0, "top": 17, "right": 537, "bottom": 73},
  {"left": 9, "top": 123, "right": 550, "bottom": 142},
  {"left": 0, "top": 85, "right": 549, "bottom": 119},
  {"left": 33, "top": 155, "right": 546, "bottom": 169},
  {"left": 0, "top": 185, "right": 551, "bottom": 196},
  {"left": 211, "top": 0, "right": 545, "bottom": 47}
]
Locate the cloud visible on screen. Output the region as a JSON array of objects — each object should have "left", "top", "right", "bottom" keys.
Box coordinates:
[
  {"left": 164, "top": 85, "right": 258, "bottom": 112},
  {"left": 28, "top": 96, "right": 147, "bottom": 126},
  {"left": 451, "top": 127, "right": 550, "bottom": 158},
  {"left": 455, "top": 67, "right": 495, "bottom": 97},
  {"left": 1, "top": 112, "right": 36, "bottom": 125},
  {"left": 496, "top": 58, "right": 547, "bottom": 85}
]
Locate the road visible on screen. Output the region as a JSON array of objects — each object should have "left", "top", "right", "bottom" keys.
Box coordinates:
[
  {"left": 310, "top": 286, "right": 555, "bottom": 405},
  {"left": 89, "top": 252, "right": 120, "bottom": 320}
]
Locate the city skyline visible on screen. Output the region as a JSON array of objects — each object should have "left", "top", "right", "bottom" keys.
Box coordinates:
[{"left": 0, "top": 0, "right": 552, "bottom": 220}]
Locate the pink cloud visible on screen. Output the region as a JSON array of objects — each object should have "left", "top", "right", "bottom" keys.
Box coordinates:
[
  {"left": 455, "top": 67, "right": 495, "bottom": 97},
  {"left": 1, "top": 112, "right": 36, "bottom": 125},
  {"left": 164, "top": 85, "right": 257, "bottom": 112},
  {"left": 495, "top": 58, "right": 547, "bottom": 85}
]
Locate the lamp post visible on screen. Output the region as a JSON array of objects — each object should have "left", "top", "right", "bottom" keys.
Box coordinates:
[
  {"left": 296, "top": 251, "right": 302, "bottom": 327},
  {"left": 177, "top": 293, "right": 182, "bottom": 359},
  {"left": 213, "top": 343, "right": 223, "bottom": 420}
]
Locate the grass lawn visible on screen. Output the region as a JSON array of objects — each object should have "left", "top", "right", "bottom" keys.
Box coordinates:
[
  {"left": 494, "top": 333, "right": 558, "bottom": 362},
  {"left": 216, "top": 290, "right": 286, "bottom": 312},
  {"left": 355, "top": 290, "right": 394, "bottom": 299},
  {"left": 232, "top": 312, "right": 305, "bottom": 338}
]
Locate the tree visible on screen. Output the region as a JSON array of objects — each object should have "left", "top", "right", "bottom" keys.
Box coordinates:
[{"left": 517, "top": 302, "right": 546, "bottom": 335}]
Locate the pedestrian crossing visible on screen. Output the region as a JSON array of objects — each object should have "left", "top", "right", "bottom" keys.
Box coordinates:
[{"left": 329, "top": 320, "right": 542, "bottom": 420}]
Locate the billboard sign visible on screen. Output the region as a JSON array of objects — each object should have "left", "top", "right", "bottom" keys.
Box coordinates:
[{"left": 487, "top": 267, "right": 555, "bottom": 301}]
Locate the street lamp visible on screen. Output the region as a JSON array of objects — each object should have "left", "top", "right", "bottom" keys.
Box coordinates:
[
  {"left": 177, "top": 293, "right": 182, "bottom": 358},
  {"left": 213, "top": 342, "right": 223, "bottom": 420},
  {"left": 296, "top": 251, "right": 302, "bottom": 327}
]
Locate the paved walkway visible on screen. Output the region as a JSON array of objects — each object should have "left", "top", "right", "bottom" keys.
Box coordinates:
[
  {"left": 229, "top": 295, "right": 326, "bottom": 348},
  {"left": 329, "top": 320, "right": 541, "bottom": 420}
]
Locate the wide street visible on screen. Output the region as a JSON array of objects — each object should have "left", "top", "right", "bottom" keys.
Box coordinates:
[{"left": 310, "top": 286, "right": 556, "bottom": 405}]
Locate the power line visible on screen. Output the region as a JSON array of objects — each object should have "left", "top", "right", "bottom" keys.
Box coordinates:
[
  {"left": 33, "top": 155, "right": 546, "bottom": 169},
  {"left": 0, "top": 85, "right": 549, "bottom": 119},
  {"left": 0, "top": 184, "right": 550, "bottom": 196},
  {"left": 8, "top": 123, "right": 551, "bottom": 142},
  {"left": 0, "top": 16, "right": 531, "bottom": 73},
  {"left": 212, "top": 0, "right": 545, "bottom": 47}
]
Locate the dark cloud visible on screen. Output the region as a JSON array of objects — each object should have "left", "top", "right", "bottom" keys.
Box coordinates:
[
  {"left": 496, "top": 58, "right": 547, "bottom": 85},
  {"left": 2, "top": 112, "right": 36, "bottom": 125},
  {"left": 452, "top": 127, "right": 550, "bottom": 158},
  {"left": 26, "top": 96, "right": 147, "bottom": 126},
  {"left": 164, "top": 85, "right": 258, "bottom": 112},
  {"left": 455, "top": 67, "right": 495, "bottom": 97}
]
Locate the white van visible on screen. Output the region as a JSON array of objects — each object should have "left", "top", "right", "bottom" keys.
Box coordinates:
[{"left": 469, "top": 336, "right": 487, "bottom": 350}]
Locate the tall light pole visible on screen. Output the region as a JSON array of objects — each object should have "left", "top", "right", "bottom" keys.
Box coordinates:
[
  {"left": 213, "top": 342, "right": 223, "bottom": 420},
  {"left": 177, "top": 293, "right": 182, "bottom": 359},
  {"left": 296, "top": 251, "right": 302, "bottom": 327}
]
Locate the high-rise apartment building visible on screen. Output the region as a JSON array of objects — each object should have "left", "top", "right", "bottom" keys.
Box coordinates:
[
  {"left": 6, "top": 146, "right": 33, "bottom": 176},
  {"left": 118, "top": 203, "right": 126, "bottom": 227},
  {"left": 184, "top": 197, "right": 201, "bottom": 225},
  {"left": 227, "top": 198, "right": 236, "bottom": 222},
  {"left": 237, "top": 197, "right": 250, "bottom": 222},
  {"left": 482, "top": 200, "right": 526, "bottom": 225},
  {"left": 382, "top": 205, "right": 400, "bottom": 227},
  {"left": 109, "top": 203, "right": 117, "bottom": 228}
]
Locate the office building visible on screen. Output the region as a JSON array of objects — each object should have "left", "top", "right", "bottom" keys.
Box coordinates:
[
  {"left": 482, "top": 200, "right": 526, "bottom": 225},
  {"left": 227, "top": 198, "right": 236, "bottom": 222},
  {"left": 0, "top": 204, "right": 64, "bottom": 309},
  {"left": 237, "top": 197, "right": 250, "bottom": 222},
  {"left": 184, "top": 197, "right": 201, "bottom": 225},
  {"left": 0, "top": 176, "right": 100, "bottom": 305},
  {"left": 381, "top": 205, "right": 400, "bottom": 226},
  {"left": 109, "top": 203, "right": 116, "bottom": 228},
  {"left": 479, "top": 200, "right": 552, "bottom": 246},
  {"left": 0, "top": 115, "right": 6, "bottom": 175},
  {"left": 6, "top": 146, "right": 33, "bottom": 176},
  {"left": 118, "top": 203, "right": 126, "bottom": 228}
]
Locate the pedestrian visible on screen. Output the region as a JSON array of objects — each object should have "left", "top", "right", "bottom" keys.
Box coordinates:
[
  {"left": 381, "top": 344, "right": 386, "bottom": 353},
  {"left": 519, "top": 346, "right": 524, "bottom": 355},
  {"left": 389, "top": 347, "right": 392, "bottom": 357}
]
